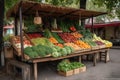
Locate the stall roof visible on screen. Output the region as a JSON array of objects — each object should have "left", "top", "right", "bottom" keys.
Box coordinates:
[
  {"left": 6, "top": 1, "right": 107, "bottom": 19},
  {"left": 86, "top": 21, "right": 120, "bottom": 28}
]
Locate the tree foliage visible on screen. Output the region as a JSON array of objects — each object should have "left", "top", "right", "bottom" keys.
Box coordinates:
[
  {"left": 5, "top": 0, "right": 19, "bottom": 13},
  {"left": 91, "top": 0, "right": 120, "bottom": 18},
  {"left": 5, "top": 0, "right": 120, "bottom": 19},
  {"left": 45, "top": 0, "right": 79, "bottom": 8}
]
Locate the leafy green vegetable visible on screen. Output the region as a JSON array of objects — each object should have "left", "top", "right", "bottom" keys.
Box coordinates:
[
  {"left": 64, "top": 46, "right": 71, "bottom": 54},
  {"left": 57, "top": 59, "right": 85, "bottom": 72},
  {"left": 52, "top": 32, "right": 64, "bottom": 43},
  {"left": 24, "top": 47, "right": 38, "bottom": 58},
  {"left": 59, "top": 48, "right": 67, "bottom": 56},
  {"left": 52, "top": 52, "right": 61, "bottom": 58},
  {"left": 57, "top": 60, "right": 72, "bottom": 72},
  {"left": 54, "top": 46, "right": 61, "bottom": 51},
  {"left": 43, "top": 29, "right": 52, "bottom": 38},
  {"left": 31, "top": 38, "right": 54, "bottom": 47}
]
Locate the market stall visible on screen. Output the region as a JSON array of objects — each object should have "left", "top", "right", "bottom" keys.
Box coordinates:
[{"left": 6, "top": 1, "right": 112, "bottom": 80}]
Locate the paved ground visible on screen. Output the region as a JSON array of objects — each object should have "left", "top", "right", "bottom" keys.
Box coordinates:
[{"left": 0, "top": 49, "right": 120, "bottom": 80}]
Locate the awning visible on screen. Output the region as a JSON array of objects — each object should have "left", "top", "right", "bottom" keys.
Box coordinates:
[
  {"left": 86, "top": 21, "right": 120, "bottom": 28},
  {"left": 4, "top": 25, "right": 14, "bottom": 29},
  {"left": 6, "top": 1, "right": 107, "bottom": 19}
]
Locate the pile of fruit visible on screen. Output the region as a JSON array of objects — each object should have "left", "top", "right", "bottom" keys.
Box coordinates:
[
  {"left": 54, "top": 43, "right": 64, "bottom": 48},
  {"left": 102, "top": 40, "right": 112, "bottom": 47},
  {"left": 93, "top": 34, "right": 112, "bottom": 47},
  {"left": 12, "top": 36, "right": 32, "bottom": 49},
  {"left": 27, "top": 33, "right": 42, "bottom": 39},
  {"left": 49, "top": 37, "right": 58, "bottom": 44},
  {"left": 58, "top": 33, "right": 77, "bottom": 43},
  {"left": 71, "top": 32, "right": 83, "bottom": 38},
  {"left": 74, "top": 40, "right": 91, "bottom": 49},
  {"left": 94, "top": 41, "right": 105, "bottom": 45},
  {"left": 64, "top": 43, "right": 81, "bottom": 51}
]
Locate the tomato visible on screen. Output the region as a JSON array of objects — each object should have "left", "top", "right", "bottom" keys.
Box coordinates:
[{"left": 70, "top": 26, "right": 76, "bottom": 32}]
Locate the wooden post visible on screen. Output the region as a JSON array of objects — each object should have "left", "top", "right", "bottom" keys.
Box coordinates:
[
  {"left": 19, "top": 1, "right": 24, "bottom": 60},
  {"left": 34, "top": 63, "right": 38, "bottom": 80},
  {"left": 14, "top": 16, "right": 18, "bottom": 35},
  {"left": 79, "top": 56, "right": 82, "bottom": 62},
  {"left": 105, "top": 50, "right": 108, "bottom": 63},
  {"left": 99, "top": 52, "right": 102, "bottom": 61},
  {"left": 0, "top": 0, "right": 4, "bottom": 67},
  {"left": 93, "top": 53, "right": 97, "bottom": 66},
  {"left": 91, "top": 16, "right": 94, "bottom": 33},
  {"left": 106, "top": 49, "right": 110, "bottom": 62}
]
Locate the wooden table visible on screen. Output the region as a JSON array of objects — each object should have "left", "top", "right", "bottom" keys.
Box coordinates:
[{"left": 26, "top": 48, "right": 109, "bottom": 80}]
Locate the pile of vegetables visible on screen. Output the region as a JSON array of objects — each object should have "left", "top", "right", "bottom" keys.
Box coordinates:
[
  {"left": 79, "top": 28, "right": 93, "bottom": 39},
  {"left": 43, "top": 29, "right": 52, "bottom": 38},
  {"left": 52, "top": 32, "right": 64, "bottom": 43},
  {"left": 24, "top": 44, "right": 53, "bottom": 58},
  {"left": 51, "top": 46, "right": 74, "bottom": 58},
  {"left": 82, "top": 38, "right": 98, "bottom": 47},
  {"left": 57, "top": 59, "right": 85, "bottom": 72},
  {"left": 31, "top": 38, "right": 54, "bottom": 47}
]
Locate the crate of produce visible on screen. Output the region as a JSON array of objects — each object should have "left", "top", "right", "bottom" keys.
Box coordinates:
[
  {"left": 99, "top": 45, "right": 106, "bottom": 49},
  {"left": 74, "top": 49, "right": 84, "bottom": 54},
  {"left": 79, "top": 66, "right": 86, "bottom": 73},
  {"left": 10, "top": 36, "right": 33, "bottom": 56},
  {"left": 91, "top": 46, "right": 99, "bottom": 50},
  {"left": 57, "top": 59, "right": 86, "bottom": 76},
  {"left": 58, "top": 70, "right": 73, "bottom": 77},
  {"left": 73, "top": 68, "right": 80, "bottom": 74},
  {"left": 84, "top": 48, "right": 91, "bottom": 52}
]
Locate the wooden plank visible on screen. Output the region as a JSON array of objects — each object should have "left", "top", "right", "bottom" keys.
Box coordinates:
[
  {"left": 6, "top": 59, "right": 31, "bottom": 80},
  {"left": 28, "top": 48, "right": 109, "bottom": 63}
]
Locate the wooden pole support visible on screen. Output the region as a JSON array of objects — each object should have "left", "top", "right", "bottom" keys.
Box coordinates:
[{"left": 34, "top": 63, "right": 38, "bottom": 80}]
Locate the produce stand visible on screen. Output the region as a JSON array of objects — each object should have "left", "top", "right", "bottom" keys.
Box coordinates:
[{"left": 6, "top": 1, "right": 111, "bottom": 80}]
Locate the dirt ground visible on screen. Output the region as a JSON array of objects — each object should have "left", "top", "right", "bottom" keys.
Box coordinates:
[{"left": 0, "top": 49, "right": 120, "bottom": 80}]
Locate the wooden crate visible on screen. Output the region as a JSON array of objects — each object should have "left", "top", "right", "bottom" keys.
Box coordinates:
[
  {"left": 84, "top": 48, "right": 91, "bottom": 52},
  {"left": 58, "top": 70, "right": 73, "bottom": 77},
  {"left": 9, "top": 36, "right": 31, "bottom": 60},
  {"left": 79, "top": 66, "right": 86, "bottom": 73},
  {"left": 73, "top": 68, "right": 79, "bottom": 74},
  {"left": 99, "top": 45, "right": 106, "bottom": 49},
  {"left": 24, "top": 33, "right": 34, "bottom": 46},
  {"left": 91, "top": 46, "right": 99, "bottom": 50},
  {"left": 74, "top": 49, "right": 84, "bottom": 54},
  {"left": 4, "top": 47, "right": 13, "bottom": 58}
]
